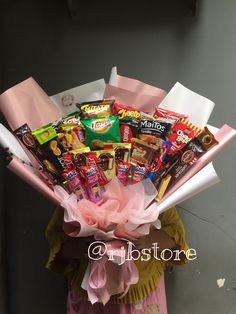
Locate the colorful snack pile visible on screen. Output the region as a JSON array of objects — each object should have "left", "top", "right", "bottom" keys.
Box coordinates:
[{"left": 14, "top": 98, "right": 218, "bottom": 203}]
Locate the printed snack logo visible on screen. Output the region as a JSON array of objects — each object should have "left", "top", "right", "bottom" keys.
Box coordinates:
[
  {"left": 22, "top": 133, "right": 36, "bottom": 147},
  {"left": 91, "top": 119, "right": 111, "bottom": 132},
  {"left": 81, "top": 104, "right": 110, "bottom": 114},
  {"left": 181, "top": 150, "right": 195, "bottom": 164},
  {"left": 176, "top": 130, "right": 191, "bottom": 145},
  {"left": 118, "top": 109, "right": 140, "bottom": 120}
]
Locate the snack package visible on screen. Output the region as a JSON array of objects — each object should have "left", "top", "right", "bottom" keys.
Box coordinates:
[
  {"left": 14, "top": 124, "right": 49, "bottom": 166},
  {"left": 55, "top": 112, "right": 86, "bottom": 146},
  {"left": 32, "top": 124, "right": 67, "bottom": 173},
  {"left": 81, "top": 115, "right": 121, "bottom": 150},
  {"left": 138, "top": 119, "right": 172, "bottom": 144},
  {"left": 154, "top": 107, "right": 188, "bottom": 124},
  {"left": 168, "top": 118, "right": 202, "bottom": 154},
  {"left": 120, "top": 120, "right": 139, "bottom": 143},
  {"left": 131, "top": 138, "right": 160, "bottom": 167},
  {"left": 14, "top": 124, "right": 60, "bottom": 179},
  {"left": 155, "top": 127, "right": 218, "bottom": 200},
  {"left": 58, "top": 129, "right": 85, "bottom": 151},
  {"left": 76, "top": 100, "right": 114, "bottom": 119},
  {"left": 70, "top": 147, "right": 91, "bottom": 166},
  {"left": 84, "top": 151, "right": 109, "bottom": 186},
  {"left": 80, "top": 165, "right": 103, "bottom": 204},
  {"left": 113, "top": 103, "right": 142, "bottom": 121},
  {"left": 117, "top": 161, "right": 131, "bottom": 186},
  {"left": 103, "top": 143, "right": 131, "bottom": 163},
  {"left": 131, "top": 165, "right": 148, "bottom": 184},
  {"left": 63, "top": 152, "right": 75, "bottom": 170},
  {"left": 95, "top": 149, "right": 116, "bottom": 182},
  {"left": 62, "top": 168, "right": 88, "bottom": 201}
]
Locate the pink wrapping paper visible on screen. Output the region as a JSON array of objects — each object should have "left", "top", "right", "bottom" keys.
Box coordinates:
[
  {"left": 110, "top": 67, "right": 167, "bottom": 97},
  {"left": 82, "top": 240, "right": 139, "bottom": 305},
  {"left": 0, "top": 77, "right": 63, "bottom": 130},
  {"left": 7, "top": 156, "right": 60, "bottom": 205},
  {"left": 160, "top": 124, "right": 236, "bottom": 203},
  {"left": 106, "top": 67, "right": 167, "bottom": 113},
  {"left": 104, "top": 85, "right": 166, "bottom": 114},
  {"left": 55, "top": 176, "right": 160, "bottom": 239}
]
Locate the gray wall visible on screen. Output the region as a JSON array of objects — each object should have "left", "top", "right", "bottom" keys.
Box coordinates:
[{"left": 0, "top": 0, "right": 236, "bottom": 313}]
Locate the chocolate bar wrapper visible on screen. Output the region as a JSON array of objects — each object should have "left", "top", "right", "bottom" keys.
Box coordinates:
[
  {"left": 95, "top": 149, "right": 116, "bottom": 182},
  {"left": 155, "top": 128, "right": 218, "bottom": 199},
  {"left": 103, "top": 143, "right": 132, "bottom": 163},
  {"left": 131, "top": 138, "right": 160, "bottom": 167}
]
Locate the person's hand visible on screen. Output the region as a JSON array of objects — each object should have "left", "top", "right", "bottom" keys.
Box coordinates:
[{"left": 133, "top": 234, "right": 152, "bottom": 250}]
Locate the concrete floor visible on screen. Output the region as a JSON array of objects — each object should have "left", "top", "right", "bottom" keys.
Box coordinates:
[{"left": 0, "top": 0, "right": 236, "bottom": 313}]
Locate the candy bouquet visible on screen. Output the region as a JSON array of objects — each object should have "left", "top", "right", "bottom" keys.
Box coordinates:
[{"left": 0, "top": 67, "right": 236, "bottom": 304}]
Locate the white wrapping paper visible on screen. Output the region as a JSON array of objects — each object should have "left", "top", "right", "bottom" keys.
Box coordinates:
[{"left": 50, "top": 79, "right": 106, "bottom": 115}]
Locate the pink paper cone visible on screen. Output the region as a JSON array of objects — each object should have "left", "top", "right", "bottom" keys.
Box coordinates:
[
  {"left": 0, "top": 77, "right": 63, "bottom": 130},
  {"left": 7, "top": 156, "right": 60, "bottom": 205},
  {"left": 104, "top": 84, "right": 166, "bottom": 114},
  {"left": 160, "top": 124, "right": 236, "bottom": 203}
]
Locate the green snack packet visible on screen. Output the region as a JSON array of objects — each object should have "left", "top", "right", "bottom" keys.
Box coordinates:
[
  {"left": 32, "top": 124, "right": 67, "bottom": 172},
  {"left": 81, "top": 115, "right": 121, "bottom": 150},
  {"left": 32, "top": 124, "right": 57, "bottom": 145}
]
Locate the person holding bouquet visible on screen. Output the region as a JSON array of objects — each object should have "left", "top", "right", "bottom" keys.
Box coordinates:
[{"left": 45, "top": 206, "right": 189, "bottom": 314}]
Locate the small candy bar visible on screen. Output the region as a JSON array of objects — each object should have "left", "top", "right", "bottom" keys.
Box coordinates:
[
  {"left": 80, "top": 165, "right": 103, "bottom": 204},
  {"left": 103, "top": 143, "right": 132, "bottom": 163},
  {"left": 62, "top": 168, "right": 88, "bottom": 201},
  {"left": 117, "top": 161, "right": 131, "bottom": 186},
  {"left": 131, "top": 165, "right": 148, "bottom": 184},
  {"left": 131, "top": 138, "right": 160, "bottom": 167}
]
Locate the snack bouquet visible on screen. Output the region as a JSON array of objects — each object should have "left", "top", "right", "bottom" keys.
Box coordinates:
[{"left": 0, "top": 67, "right": 236, "bottom": 304}]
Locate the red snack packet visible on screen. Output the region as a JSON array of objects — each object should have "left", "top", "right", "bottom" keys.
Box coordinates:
[
  {"left": 117, "top": 162, "right": 131, "bottom": 186},
  {"left": 114, "top": 103, "right": 142, "bottom": 121},
  {"left": 80, "top": 165, "right": 103, "bottom": 205},
  {"left": 63, "top": 152, "right": 75, "bottom": 170},
  {"left": 85, "top": 152, "right": 109, "bottom": 186},
  {"left": 168, "top": 119, "right": 202, "bottom": 154},
  {"left": 154, "top": 108, "right": 188, "bottom": 124},
  {"left": 131, "top": 165, "right": 148, "bottom": 184},
  {"left": 62, "top": 168, "right": 88, "bottom": 201},
  {"left": 120, "top": 121, "right": 139, "bottom": 143}
]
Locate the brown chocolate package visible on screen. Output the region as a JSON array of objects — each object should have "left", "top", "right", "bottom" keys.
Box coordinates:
[
  {"left": 155, "top": 128, "right": 218, "bottom": 200},
  {"left": 155, "top": 138, "right": 206, "bottom": 200},
  {"left": 40, "top": 137, "right": 67, "bottom": 173},
  {"left": 14, "top": 124, "right": 48, "bottom": 165},
  {"left": 131, "top": 139, "right": 160, "bottom": 167}
]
